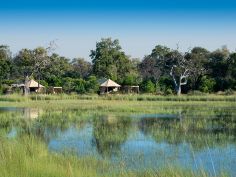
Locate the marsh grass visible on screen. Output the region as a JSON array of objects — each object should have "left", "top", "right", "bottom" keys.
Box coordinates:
[
  {"left": 0, "top": 95, "right": 235, "bottom": 177},
  {"left": 0, "top": 135, "right": 221, "bottom": 177},
  {"left": 1, "top": 93, "right": 236, "bottom": 103}
]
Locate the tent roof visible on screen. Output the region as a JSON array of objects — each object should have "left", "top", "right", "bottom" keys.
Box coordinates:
[
  {"left": 100, "top": 79, "right": 121, "bottom": 87},
  {"left": 26, "top": 79, "right": 44, "bottom": 88}
]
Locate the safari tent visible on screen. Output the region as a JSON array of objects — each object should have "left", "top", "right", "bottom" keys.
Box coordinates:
[
  {"left": 47, "top": 86, "right": 63, "bottom": 94},
  {"left": 99, "top": 79, "right": 121, "bottom": 94},
  {"left": 122, "top": 85, "right": 139, "bottom": 94},
  {"left": 25, "top": 79, "right": 45, "bottom": 93}
]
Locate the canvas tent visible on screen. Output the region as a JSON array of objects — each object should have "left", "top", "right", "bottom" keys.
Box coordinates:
[
  {"left": 122, "top": 85, "right": 139, "bottom": 94},
  {"left": 48, "top": 86, "right": 63, "bottom": 94},
  {"left": 25, "top": 79, "right": 45, "bottom": 93},
  {"left": 99, "top": 79, "right": 121, "bottom": 94}
]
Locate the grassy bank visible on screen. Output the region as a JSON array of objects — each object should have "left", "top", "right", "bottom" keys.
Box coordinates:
[
  {"left": 0, "top": 136, "right": 218, "bottom": 177},
  {"left": 1, "top": 93, "right": 236, "bottom": 102}
]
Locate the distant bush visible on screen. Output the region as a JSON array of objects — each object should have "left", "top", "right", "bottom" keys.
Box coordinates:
[
  {"left": 141, "top": 79, "right": 155, "bottom": 93},
  {"left": 164, "top": 88, "right": 173, "bottom": 95},
  {"left": 187, "top": 90, "right": 206, "bottom": 96},
  {"left": 225, "top": 89, "right": 234, "bottom": 95},
  {"left": 199, "top": 76, "right": 216, "bottom": 93},
  {"left": 0, "top": 84, "right": 10, "bottom": 94}
]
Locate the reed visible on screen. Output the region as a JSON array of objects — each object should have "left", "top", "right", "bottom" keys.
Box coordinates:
[
  {"left": 0, "top": 136, "right": 220, "bottom": 177},
  {"left": 1, "top": 93, "right": 236, "bottom": 102}
]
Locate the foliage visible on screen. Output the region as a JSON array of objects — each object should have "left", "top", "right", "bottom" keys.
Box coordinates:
[
  {"left": 69, "top": 58, "right": 92, "bottom": 78},
  {"left": 141, "top": 79, "right": 156, "bottom": 93},
  {"left": 90, "top": 38, "right": 135, "bottom": 83},
  {"left": 0, "top": 40, "right": 236, "bottom": 95},
  {"left": 199, "top": 76, "right": 216, "bottom": 93},
  {"left": 0, "top": 46, "right": 12, "bottom": 83}
]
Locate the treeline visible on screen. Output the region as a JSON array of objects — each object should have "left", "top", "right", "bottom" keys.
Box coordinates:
[{"left": 0, "top": 38, "right": 235, "bottom": 95}]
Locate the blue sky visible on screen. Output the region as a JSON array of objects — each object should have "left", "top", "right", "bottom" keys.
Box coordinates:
[{"left": 0, "top": 0, "right": 236, "bottom": 60}]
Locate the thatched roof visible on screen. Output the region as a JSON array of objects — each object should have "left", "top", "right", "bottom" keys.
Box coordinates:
[
  {"left": 100, "top": 79, "right": 121, "bottom": 87},
  {"left": 26, "top": 79, "right": 44, "bottom": 88}
]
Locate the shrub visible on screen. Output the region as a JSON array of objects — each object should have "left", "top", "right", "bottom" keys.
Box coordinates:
[
  {"left": 199, "top": 76, "right": 216, "bottom": 93},
  {"left": 187, "top": 90, "right": 206, "bottom": 96},
  {"left": 164, "top": 88, "right": 173, "bottom": 95},
  {"left": 145, "top": 80, "right": 155, "bottom": 93},
  {"left": 225, "top": 89, "right": 234, "bottom": 95}
]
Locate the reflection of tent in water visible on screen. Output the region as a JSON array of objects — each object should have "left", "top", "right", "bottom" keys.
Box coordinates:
[
  {"left": 23, "top": 108, "right": 43, "bottom": 119},
  {"left": 99, "top": 79, "right": 121, "bottom": 94}
]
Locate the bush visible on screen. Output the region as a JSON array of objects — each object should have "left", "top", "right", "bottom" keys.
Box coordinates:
[
  {"left": 225, "top": 89, "right": 234, "bottom": 95},
  {"left": 85, "top": 76, "right": 99, "bottom": 93},
  {"left": 187, "top": 90, "right": 206, "bottom": 96},
  {"left": 199, "top": 76, "right": 216, "bottom": 93},
  {"left": 141, "top": 80, "right": 155, "bottom": 93},
  {"left": 164, "top": 88, "right": 173, "bottom": 95},
  {"left": 0, "top": 84, "right": 10, "bottom": 94},
  {"left": 74, "top": 79, "right": 86, "bottom": 94}
]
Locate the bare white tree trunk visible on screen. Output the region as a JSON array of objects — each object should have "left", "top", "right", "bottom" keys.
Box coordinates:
[
  {"left": 24, "top": 76, "right": 30, "bottom": 96},
  {"left": 170, "top": 65, "right": 189, "bottom": 96},
  {"left": 177, "top": 85, "right": 181, "bottom": 96}
]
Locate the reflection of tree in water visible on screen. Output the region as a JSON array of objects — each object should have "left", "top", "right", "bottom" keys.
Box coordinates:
[
  {"left": 92, "top": 115, "right": 131, "bottom": 157},
  {"left": 2, "top": 110, "right": 86, "bottom": 144},
  {"left": 139, "top": 111, "right": 236, "bottom": 150}
]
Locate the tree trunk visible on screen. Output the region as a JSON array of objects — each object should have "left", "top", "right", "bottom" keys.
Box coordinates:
[
  {"left": 24, "top": 76, "right": 30, "bottom": 96},
  {"left": 177, "top": 85, "right": 181, "bottom": 96}
]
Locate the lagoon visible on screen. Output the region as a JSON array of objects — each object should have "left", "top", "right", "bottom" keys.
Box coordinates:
[{"left": 1, "top": 104, "right": 236, "bottom": 176}]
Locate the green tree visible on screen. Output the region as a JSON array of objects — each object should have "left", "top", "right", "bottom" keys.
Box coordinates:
[
  {"left": 227, "top": 53, "right": 236, "bottom": 89},
  {"left": 85, "top": 75, "right": 99, "bottom": 93},
  {"left": 70, "top": 58, "right": 92, "bottom": 78},
  {"left": 13, "top": 41, "right": 56, "bottom": 95},
  {"left": 0, "top": 45, "right": 12, "bottom": 83},
  {"left": 90, "top": 38, "right": 132, "bottom": 82},
  {"left": 42, "top": 53, "right": 71, "bottom": 86},
  {"left": 62, "top": 77, "right": 76, "bottom": 93},
  {"left": 74, "top": 79, "right": 86, "bottom": 94},
  {"left": 186, "top": 47, "right": 210, "bottom": 90},
  {"left": 139, "top": 45, "right": 170, "bottom": 88},
  {"left": 208, "top": 46, "right": 230, "bottom": 91}
]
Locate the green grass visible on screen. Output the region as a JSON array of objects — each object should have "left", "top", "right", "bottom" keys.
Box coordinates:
[
  {"left": 0, "top": 136, "right": 219, "bottom": 177},
  {"left": 0, "top": 94, "right": 235, "bottom": 177},
  {"left": 1, "top": 93, "right": 236, "bottom": 102}
]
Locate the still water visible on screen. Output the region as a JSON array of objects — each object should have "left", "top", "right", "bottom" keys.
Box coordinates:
[{"left": 1, "top": 107, "right": 236, "bottom": 176}]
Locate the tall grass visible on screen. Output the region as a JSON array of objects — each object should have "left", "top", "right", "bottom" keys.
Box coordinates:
[
  {"left": 0, "top": 136, "right": 218, "bottom": 177},
  {"left": 1, "top": 93, "right": 236, "bottom": 102},
  {"left": 0, "top": 94, "right": 235, "bottom": 177}
]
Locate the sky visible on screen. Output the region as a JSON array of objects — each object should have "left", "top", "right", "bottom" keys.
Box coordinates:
[{"left": 0, "top": 0, "right": 236, "bottom": 61}]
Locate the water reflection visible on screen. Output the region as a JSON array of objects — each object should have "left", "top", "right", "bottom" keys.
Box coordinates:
[
  {"left": 1, "top": 107, "right": 236, "bottom": 176},
  {"left": 92, "top": 115, "right": 131, "bottom": 157},
  {"left": 139, "top": 113, "right": 236, "bottom": 150}
]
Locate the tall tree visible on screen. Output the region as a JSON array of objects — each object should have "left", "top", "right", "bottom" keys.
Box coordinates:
[
  {"left": 139, "top": 45, "right": 170, "bottom": 86},
  {"left": 0, "top": 45, "right": 12, "bottom": 83},
  {"left": 186, "top": 47, "right": 210, "bottom": 90},
  {"left": 208, "top": 46, "right": 230, "bottom": 91},
  {"left": 164, "top": 49, "right": 192, "bottom": 95},
  {"left": 90, "top": 38, "right": 132, "bottom": 82},
  {"left": 13, "top": 41, "right": 56, "bottom": 95},
  {"left": 227, "top": 53, "right": 236, "bottom": 89},
  {"left": 41, "top": 53, "right": 71, "bottom": 86},
  {"left": 13, "top": 48, "right": 34, "bottom": 79},
  {"left": 70, "top": 58, "right": 92, "bottom": 78}
]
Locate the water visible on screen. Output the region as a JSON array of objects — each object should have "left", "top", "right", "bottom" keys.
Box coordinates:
[{"left": 1, "top": 107, "right": 236, "bottom": 176}]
